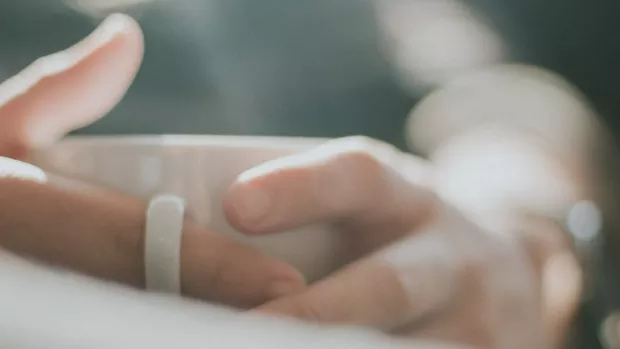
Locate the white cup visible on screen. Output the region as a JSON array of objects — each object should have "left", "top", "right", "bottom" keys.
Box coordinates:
[{"left": 29, "top": 135, "right": 342, "bottom": 282}]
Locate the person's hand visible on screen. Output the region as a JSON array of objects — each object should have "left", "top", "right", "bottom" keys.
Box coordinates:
[
  {"left": 0, "top": 14, "right": 304, "bottom": 308},
  {"left": 223, "top": 136, "right": 583, "bottom": 348}
]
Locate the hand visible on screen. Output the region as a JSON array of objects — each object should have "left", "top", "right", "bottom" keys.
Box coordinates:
[
  {"left": 0, "top": 14, "right": 303, "bottom": 308},
  {"left": 223, "top": 136, "right": 582, "bottom": 348}
]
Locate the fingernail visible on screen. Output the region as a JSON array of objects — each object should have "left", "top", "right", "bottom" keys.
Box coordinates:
[
  {"left": 57, "top": 13, "right": 132, "bottom": 64},
  {"left": 75, "top": 13, "right": 132, "bottom": 55},
  {"left": 98, "top": 13, "right": 132, "bottom": 38},
  {"left": 229, "top": 185, "right": 272, "bottom": 224},
  {"left": 269, "top": 280, "right": 303, "bottom": 298}
]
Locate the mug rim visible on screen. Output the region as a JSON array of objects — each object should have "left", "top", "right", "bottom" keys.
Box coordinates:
[{"left": 54, "top": 134, "right": 329, "bottom": 149}]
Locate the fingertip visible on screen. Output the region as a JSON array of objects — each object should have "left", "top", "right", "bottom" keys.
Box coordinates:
[
  {"left": 103, "top": 13, "right": 144, "bottom": 64},
  {"left": 223, "top": 157, "right": 318, "bottom": 235},
  {"left": 78, "top": 13, "right": 144, "bottom": 55},
  {"left": 17, "top": 13, "right": 145, "bottom": 149},
  {"left": 67, "top": 12, "right": 145, "bottom": 118},
  {"left": 223, "top": 180, "right": 273, "bottom": 235}
]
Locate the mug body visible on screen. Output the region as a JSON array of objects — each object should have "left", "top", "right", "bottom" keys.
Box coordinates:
[{"left": 30, "top": 135, "right": 340, "bottom": 281}]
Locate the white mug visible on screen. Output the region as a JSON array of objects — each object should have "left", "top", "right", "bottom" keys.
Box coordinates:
[{"left": 29, "top": 135, "right": 342, "bottom": 282}]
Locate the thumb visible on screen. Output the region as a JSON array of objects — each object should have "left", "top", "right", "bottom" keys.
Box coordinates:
[{"left": 0, "top": 13, "right": 144, "bottom": 158}]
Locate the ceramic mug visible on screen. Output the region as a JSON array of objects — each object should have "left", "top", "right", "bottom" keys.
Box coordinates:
[{"left": 29, "top": 135, "right": 341, "bottom": 282}]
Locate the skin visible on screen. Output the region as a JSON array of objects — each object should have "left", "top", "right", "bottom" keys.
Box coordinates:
[
  {"left": 230, "top": 134, "right": 583, "bottom": 349},
  {"left": 0, "top": 14, "right": 305, "bottom": 309},
  {"left": 0, "top": 13, "right": 587, "bottom": 349}
]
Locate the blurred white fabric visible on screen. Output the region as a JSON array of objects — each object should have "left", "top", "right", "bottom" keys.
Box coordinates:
[{"left": 0, "top": 251, "right": 414, "bottom": 349}]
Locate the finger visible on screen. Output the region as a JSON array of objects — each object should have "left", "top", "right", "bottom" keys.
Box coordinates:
[
  {"left": 0, "top": 13, "right": 144, "bottom": 158},
  {"left": 225, "top": 136, "right": 436, "bottom": 235},
  {"left": 181, "top": 219, "right": 305, "bottom": 307},
  {"left": 0, "top": 160, "right": 304, "bottom": 308},
  {"left": 255, "top": 205, "right": 467, "bottom": 330}
]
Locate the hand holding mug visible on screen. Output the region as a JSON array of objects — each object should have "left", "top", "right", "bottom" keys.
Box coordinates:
[
  {"left": 0, "top": 14, "right": 304, "bottom": 308},
  {"left": 0, "top": 13, "right": 584, "bottom": 349},
  {"left": 228, "top": 136, "right": 583, "bottom": 349}
]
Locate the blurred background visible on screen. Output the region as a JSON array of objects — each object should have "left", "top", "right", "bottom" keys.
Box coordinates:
[
  {"left": 0, "top": 0, "right": 620, "bottom": 348},
  {"left": 1, "top": 0, "right": 617, "bottom": 150}
]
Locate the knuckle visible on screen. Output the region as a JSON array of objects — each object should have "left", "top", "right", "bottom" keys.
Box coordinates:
[
  {"left": 313, "top": 139, "right": 388, "bottom": 213},
  {"left": 312, "top": 135, "right": 413, "bottom": 216},
  {"left": 334, "top": 136, "right": 391, "bottom": 174},
  {"left": 339, "top": 136, "right": 391, "bottom": 156},
  {"left": 321, "top": 136, "right": 402, "bottom": 177},
  {"left": 338, "top": 150, "right": 385, "bottom": 178}
]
